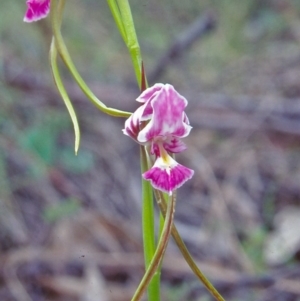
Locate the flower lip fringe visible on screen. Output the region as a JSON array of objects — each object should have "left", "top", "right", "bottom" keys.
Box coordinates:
[{"left": 24, "top": 0, "right": 50, "bottom": 22}]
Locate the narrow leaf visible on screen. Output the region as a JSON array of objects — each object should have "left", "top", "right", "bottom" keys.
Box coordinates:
[{"left": 50, "top": 38, "right": 80, "bottom": 154}]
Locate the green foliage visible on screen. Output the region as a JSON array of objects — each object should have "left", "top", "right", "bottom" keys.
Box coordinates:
[
  {"left": 43, "top": 198, "right": 81, "bottom": 223},
  {"left": 20, "top": 121, "right": 58, "bottom": 165},
  {"left": 59, "top": 148, "right": 94, "bottom": 174},
  {"left": 19, "top": 112, "right": 69, "bottom": 165},
  {"left": 242, "top": 227, "right": 268, "bottom": 272}
]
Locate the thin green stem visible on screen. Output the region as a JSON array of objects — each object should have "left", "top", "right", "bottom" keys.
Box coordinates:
[
  {"left": 157, "top": 207, "right": 164, "bottom": 278},
  {"left": 106, "top": 0, "right": 127, "bottom": 43},
  {"left": 108, "top": 0, "right": 143, "bottom": 88},
  {"left": 49, "top": 38, "right": 80, "bottom": 153},
  {"left": 133, "top": 152, "right": 175, "bottom": 301},
  {"left": 131, "top": 196, "right": 174, "bottom": 301},
  {"left": 154, "top": 189, "right": 226, "bottom": 301},
  {"left": 140, "top": 146, "right": 160, "bottom": 301},
  {"left": 51, "top": 0, "right": 131, "bottom": 118},
  {"left": 56, "top": 0, "right": 65, "bottom": 24},
  {"left": 117, "top": 0, "right": 142, "bottom": 88},
  {"left": 49, "top": 0, "right": 80, "bottom": 153}
]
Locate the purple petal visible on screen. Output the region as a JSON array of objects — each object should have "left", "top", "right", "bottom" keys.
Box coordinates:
[
  {"left": 137, "top": 84, "right": 166, "bottom": 121},
  {"left": 136, "top": 83, "right": 164, "bottom": 103},
  {"left": 143, "top": 156, "right": 194, "bottom": 195},
  {"left": 183, "top": 112, "right": 190, "bottom": 125},
  {"left": 163, "top": 137, "right": 187, "bottom": 153},
  {"left": 140, "top": 99, "right": 153, "bottom": 121},
  {"left": 122, "top": 106, "right": 144, "bottom": 141},
  {"left": 24, "top": 0, "right": 50, "bottom": 23},
  {"left": 138, "top": 84, "right": 192, "bottom": 143},
  {"left": 137, "top": 84, "right": 192, "bottom": 122}
]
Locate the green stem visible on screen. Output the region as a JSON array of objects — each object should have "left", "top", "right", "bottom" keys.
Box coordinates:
[
  {"left": 49, "top": 0, "right": 80, "bottom": 153},
  {"left": 154, "top": 189, "right": 226, "bottom": 301},
  {"left": 50, "top": 0, "right": 131, "bottom": 118},
  {"left": 131, "top": 194, "right": 174, "bottom": 301},
  {"left": 50, "top": 0, "right": 65, "bottom": 24},
  {"left": 107, "top": 0, "right": 143, "bottom": 88},
  {"left": 140, "top": 146, "right": 160, "bottom": 301},
  {"left": 49, "top": 39, "right": 80, "bottom": 154},
  {"left": 117, "top": 0, "right": 142, "bottom": 88},
  {"left": 106, "top": 0, "right": 127, "bottom": 43}
]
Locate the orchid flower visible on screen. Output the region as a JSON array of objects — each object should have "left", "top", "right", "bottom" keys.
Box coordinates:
[
  {"left": 24, "top": 0, "right": 50, "bottom": 22},
  {"left": 123, "top": 83, "right": 194, "bottom": 195}
]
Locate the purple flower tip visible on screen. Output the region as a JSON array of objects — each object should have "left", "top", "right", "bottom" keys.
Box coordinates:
[
  {"left": 143, "top": 158, "right": 194, "bottom": 195},
  {"left": 24, "top": 0, "right": 50, "bottom": 23}
]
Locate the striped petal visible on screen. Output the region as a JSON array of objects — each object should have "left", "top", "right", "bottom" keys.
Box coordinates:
[
  {"left": 24, "top": 0, "right": 50, "bottom": 22},
  {"left": 122, "top": 105, "right": 144, "bottom": 141},
  {"left": 136, "top": 83, "right": 164, "bottom": 104},
  {"left": 143, "top": 155, "right": 194, "bottom": 195},
  {"left": 138, "top": 84, "right": 192, "bottom": 143}
]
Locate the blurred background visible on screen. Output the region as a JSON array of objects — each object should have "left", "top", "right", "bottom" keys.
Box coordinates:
[{"left": 1, "top": 0, "right": 300, "bottom": 300}]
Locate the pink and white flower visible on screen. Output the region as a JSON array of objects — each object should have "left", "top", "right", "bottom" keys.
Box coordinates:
[
  {"left": 24, "top": 0, "right": 50, "bottom": 23},
  {"left": 123, "top": 83, "right": 194, "bottom": 195}
]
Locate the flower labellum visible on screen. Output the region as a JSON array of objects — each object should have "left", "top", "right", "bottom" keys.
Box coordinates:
[
  {"left": 123, "top": 83, "right": 194, "bottom": 195},
  {"left": 24, "top": 0, "right": 50, "bottom": 23}
]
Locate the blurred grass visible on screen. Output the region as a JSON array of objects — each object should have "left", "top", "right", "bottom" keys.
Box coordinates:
[
  {"left": 1, "top": 0, "right": 300, "bottom": 253},
  {"left": 1, "top": 1, "right": 300, "bottom": 300}
]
